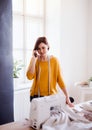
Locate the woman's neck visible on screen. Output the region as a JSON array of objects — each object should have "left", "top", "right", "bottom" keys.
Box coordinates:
[{"left": 40, "top": 55, "right": 48, "bottom": 61}]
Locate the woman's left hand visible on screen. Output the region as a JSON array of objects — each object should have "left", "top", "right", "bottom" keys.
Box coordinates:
[{"left": 66, "top": 97, "right": 74, "bottom": 107}]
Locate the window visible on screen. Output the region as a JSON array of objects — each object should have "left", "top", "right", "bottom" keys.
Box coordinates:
[{"left": 12, "top": 0, "right": 45, "bottom": 83}]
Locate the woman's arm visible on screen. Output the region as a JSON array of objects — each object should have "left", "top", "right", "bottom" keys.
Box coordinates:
[
  {"left": 56, "top": 59, "right": 74, "bottom": 107},
  {"left": 61, "top": 87, "right": 74, "bottom": 107},
  {"left": 26, "top": 50, "right": 38, "bottom": 79},
  {"left": 27, "top": 56, "right": 37, "bottom": 74}
]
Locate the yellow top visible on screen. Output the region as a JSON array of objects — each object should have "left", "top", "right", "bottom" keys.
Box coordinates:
[{"left": 26, "top": 56, "right": 66, "bottom": 96}]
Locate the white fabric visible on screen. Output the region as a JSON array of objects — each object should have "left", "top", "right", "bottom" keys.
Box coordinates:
[
  {"left": 81, "top": 102, "right": 92, "bottom": 111},
  {"left": 42, "top": 105, "right": 92, "bottom": 130},
  {"left": 29, "top": 93, "right": 66, "bottom": 129},
  {"left": 30, "top": 95, "right": 92, "bottom": 130}
]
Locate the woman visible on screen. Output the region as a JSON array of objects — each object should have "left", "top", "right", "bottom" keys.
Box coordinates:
[{"left": 26, "top": 36, "right": 74, "bottom": 107}]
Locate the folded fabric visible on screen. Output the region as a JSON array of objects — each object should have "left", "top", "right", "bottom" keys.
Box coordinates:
[
  {"left": 81, "top": 103, "right": 92, "bottom": 112},
  {"left": 42, "top": 105, "right": 92, "bottom": 130}
]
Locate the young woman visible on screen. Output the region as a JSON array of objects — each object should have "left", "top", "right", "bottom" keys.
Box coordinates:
[{"left": 26, "top": 36, "right": 74, "bottom": 107}]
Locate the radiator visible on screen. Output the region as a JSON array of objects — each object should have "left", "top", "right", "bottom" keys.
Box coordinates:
[{"left": 14, "top": 88, "right": 30, "bottom": 121}]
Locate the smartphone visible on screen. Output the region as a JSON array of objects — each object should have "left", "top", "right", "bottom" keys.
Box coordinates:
[
  {"left": 33, "top": 50, "right": 38, "bottom": 57},
  {"left": 34, "top": 52, "right": 37, "bottom": 57}
]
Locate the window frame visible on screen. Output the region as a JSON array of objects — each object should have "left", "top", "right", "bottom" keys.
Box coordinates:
[{"left": 12, "top": 0, "right": 46, "bottom": 84}]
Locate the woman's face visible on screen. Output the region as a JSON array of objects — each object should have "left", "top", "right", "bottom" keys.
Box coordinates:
[{"left": 37, "top": 42, "right": 48, "bottom": 57}]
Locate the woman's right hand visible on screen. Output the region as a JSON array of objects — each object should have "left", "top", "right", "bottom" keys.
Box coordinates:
[{"left": 32, "top": 50, "right": 39, "bottom": 58}]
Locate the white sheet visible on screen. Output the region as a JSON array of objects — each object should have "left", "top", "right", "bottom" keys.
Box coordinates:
[{"left": 42, "top": 104, "right": 92, "bottom": 130}]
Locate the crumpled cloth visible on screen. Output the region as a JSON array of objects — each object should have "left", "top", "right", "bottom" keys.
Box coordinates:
[{"left": 42, "top": 105, "right": 92, "bottom": 130}]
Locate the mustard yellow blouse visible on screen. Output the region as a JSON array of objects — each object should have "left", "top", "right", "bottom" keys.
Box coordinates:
[{"left": 26, "top": 56, "right": 66, "bottom": 96}]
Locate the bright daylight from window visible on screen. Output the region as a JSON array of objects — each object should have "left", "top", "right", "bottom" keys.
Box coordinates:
[{"left": 12, "top": 0, "right": 45, "bottom": 86}]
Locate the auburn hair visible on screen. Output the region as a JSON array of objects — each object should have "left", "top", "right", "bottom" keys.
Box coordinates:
[{"left": 33, "top": 36, "right": 50, "bottom": 50}]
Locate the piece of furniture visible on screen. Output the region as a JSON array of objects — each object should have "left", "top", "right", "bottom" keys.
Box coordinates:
[
  {"left": 80, "top": 86, "right": 92, "bottom": 102},
  {"left": 0, "top": 100, "right": 92, "bottom": 130},
  {"left": 0, "top": 121, "right": 34, "bottom": 130},
  {"left": 14, "top": 88, "right": 30, "bottom": 121},
  {"left": 14, "top": 82, "right": 31, "bottom": 121},
  {"left": 74, "top": 83, "right": 92, "bottom": 104}
]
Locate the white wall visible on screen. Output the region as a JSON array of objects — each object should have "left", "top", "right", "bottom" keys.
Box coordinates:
[
  {"left": 87, "top": 0, "right": 92, "bottom": 78},
  {"left": 45, "top": 0, "right": 62, "bottom": 59},
  {"left": 45, "top": 0, "right": 92, "bottom": 103},
  {"left": 60, "top": 0, "right": 88, "bottom": 94}
]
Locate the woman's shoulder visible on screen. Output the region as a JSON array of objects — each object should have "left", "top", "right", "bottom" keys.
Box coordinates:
[{"left": 49, "top": 55, "right": 58, "bottom": 62}]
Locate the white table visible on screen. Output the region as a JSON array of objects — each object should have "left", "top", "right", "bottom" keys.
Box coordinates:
[{"left": 80, "top": 86, "right": 92, "bottom": 102}]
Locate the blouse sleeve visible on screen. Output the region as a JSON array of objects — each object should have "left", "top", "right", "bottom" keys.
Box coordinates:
[
  {"left": 26, "top": 59, "right": 37, "bottom": 80},
  {"left": 57, "top": 59, "right": 66, "bottom": 89}
]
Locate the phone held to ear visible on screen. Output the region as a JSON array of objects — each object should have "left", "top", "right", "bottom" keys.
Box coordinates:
[
  {"left": 34, "top": 52, "right": 38, "bottom": 57},
  {"left": 33, "top": 50, "right": 38, "bottom": 57}
]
